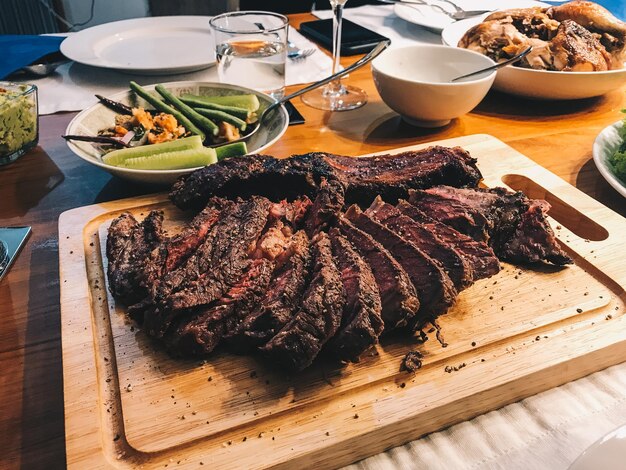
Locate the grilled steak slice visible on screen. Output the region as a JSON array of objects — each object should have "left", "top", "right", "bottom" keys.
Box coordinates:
[
  {"left": 337, "top": 217, "right": 419, "bottom": 329},
  {"left": 169, "top": 147, "right": 482, "bottom": 211},
  {"left": 106, "top": 210, "right": 164, "bottom": 305},
  {"left": 304, "top": 178, "right": 346, "bottom": 237},
  {"left": 166, "top": 196, "right": 272, "bottom": 310},
  {"left": 261, "top": 232, "right": 345, "bottom": 372},
  {"left": 408, "top": 189, "right": 490, "bottom": 242},
  {"left": 500, "top": 199, "right": 572, "bottom": 265},
  {"left": 165, "top": 259, "right": 274, "bottom": 356},
  {"left": 325, "top": 229, "right": 384, "bottom": 362},
  {"left": 322, "top": 146, "right": 482, "bottom": 205},
  {"left": 144, "top": 197, "right": 272, "bottom": 337},
  {"left": 366, "top": 197, "right": 473, "bottom": 290},
  {"left": 396, "top": 200, "right": 500, "bottom": 280},
  {"left": 423, "top": 186, "right": 572, "bottom": 265},
  {"left": 226, "top": 230, "right": 312, "bottom": 349},
  {"left": 345, "top": 205, "right": 457, "bottom": 325}
]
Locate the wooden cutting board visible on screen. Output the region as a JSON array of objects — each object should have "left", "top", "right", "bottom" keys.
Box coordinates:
[{"left": 59, "top": 134, "right": 626, "bottom": 469}]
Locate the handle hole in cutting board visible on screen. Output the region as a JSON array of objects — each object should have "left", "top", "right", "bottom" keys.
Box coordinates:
[{"left": 502, "top": 174, "right": 609, "bottom": 242}]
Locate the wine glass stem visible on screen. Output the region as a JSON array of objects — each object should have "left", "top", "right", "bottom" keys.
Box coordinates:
[{"left": 327, "top": 1, "right": 346, "bottom": 96}]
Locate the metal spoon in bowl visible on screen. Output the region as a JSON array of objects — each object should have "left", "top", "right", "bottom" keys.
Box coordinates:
[
  {"left": 212, "top": 40, "right": 391, "bottom": 148},
  {"left": 450, "top": 47, "right": 532, "bottom": 83}
]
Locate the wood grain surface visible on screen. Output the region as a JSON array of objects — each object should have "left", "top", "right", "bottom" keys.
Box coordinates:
[
  {"left": 59, "top": 135, "right": 626, "bottom": 469},
  {"left": 2, "top": 12, "right": 626, "bottom": 470}
]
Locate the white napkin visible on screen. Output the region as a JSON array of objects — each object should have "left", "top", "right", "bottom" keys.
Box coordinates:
[{"left": 21, "top": 27, "right": 332, "bottom": 115}]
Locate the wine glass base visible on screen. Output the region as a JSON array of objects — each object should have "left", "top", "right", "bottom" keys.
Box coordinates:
[{"left": 301, "top": 84, "right": 367, "bottom": 111}]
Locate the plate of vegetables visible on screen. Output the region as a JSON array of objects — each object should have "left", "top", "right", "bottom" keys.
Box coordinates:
[
  {"left": 593, "top": 115, "right": 626, "bottom": 198},
  {"left": 64, "top": 81, "right": 289, "bottom": 184}
]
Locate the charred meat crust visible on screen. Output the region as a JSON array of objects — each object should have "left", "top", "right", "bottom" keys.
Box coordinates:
[
  {"left": 168, "top": 146, "right": 482, "bottom": 211},
  {"left": 106, "top": 210, "right": 164, "bottom": 305}
]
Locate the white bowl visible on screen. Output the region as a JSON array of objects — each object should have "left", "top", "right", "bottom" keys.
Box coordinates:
[
  {"left": 65, "top": 82, "right": 288, "bottom": 185},
  {"left": 442, "top": 16, "right": 626, "bottom": 100},
  {"left": 593, "top": 120, "right": 626, "bottom": 198},
  {"left": 371, "top": 44, "right": 496, "bottom": 127}
]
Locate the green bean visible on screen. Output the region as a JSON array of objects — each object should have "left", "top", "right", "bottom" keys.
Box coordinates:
[
  {"left": 180, "top": 97, "right": 251, "bottom": 121},
  {"left": 195, "top": 108, "right": 247, "bottom": 131},
  {"left": 129, "top": 81, "right": 205, "bottom": 141},
  {"left": 155, "top": 85, "right": 219, "bottom": 137}
]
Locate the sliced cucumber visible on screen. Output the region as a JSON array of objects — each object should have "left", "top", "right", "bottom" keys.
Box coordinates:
[
  {"left": 215, "top": 142, "right": 248, "bottom": 161},
  {"left": 102, "top": 135, "right": 203, "bottom": 166},
  {"left": 181, "top": 93, "right": 260, "bottom": 112},
  {"left": 121, "top": 147, "right": 217, "bottom": 170}
]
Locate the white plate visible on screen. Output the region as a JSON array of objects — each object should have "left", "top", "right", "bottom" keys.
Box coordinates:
[
  {"left": 569, "top": 423, "right": 626, "bottom": 470},
  {"left": 64, "top": 82, "right": 289, "bottom": 185},
  {"left": 592, "top": 120, "right": 626, "bottom": 198},
  {"left": 441, "top": 13, "right": 626, "bottom": 100},
  {"left": 394, "top": 0, "right": 545, "bottom": 33},
  {"left": 61, "top": 16, "right": 215, "bottom": 75}
]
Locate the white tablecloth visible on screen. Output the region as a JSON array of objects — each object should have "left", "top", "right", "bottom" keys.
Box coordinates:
[{"left": 20, "top": 27, "right": 332, "bottom": 115}]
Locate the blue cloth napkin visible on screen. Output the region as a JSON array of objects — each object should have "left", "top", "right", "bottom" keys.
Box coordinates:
[{"left": 0, "top": 35, "right": 65, "bottom": 79}]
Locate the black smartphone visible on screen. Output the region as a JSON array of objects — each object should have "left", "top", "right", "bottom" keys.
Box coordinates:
[{"left": 299, "top": 18, "right": 389, "bottom": 56}]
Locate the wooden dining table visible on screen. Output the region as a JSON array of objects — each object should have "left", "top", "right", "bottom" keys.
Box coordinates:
[{"left": 2, "top": 12, "right": 626, "bottom": 469}]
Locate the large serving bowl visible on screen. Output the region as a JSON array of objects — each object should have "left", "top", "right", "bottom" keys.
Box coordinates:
[
  {"left": 442, "top": 15, "right": 626, "bottom": 100},
  {"left": 65, "top": 81, "right": 288, "bottom": 185},
  {"left": 371, "top": 44, "right": 496, "bottom": 127}
]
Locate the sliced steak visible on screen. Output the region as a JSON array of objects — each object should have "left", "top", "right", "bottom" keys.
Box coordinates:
[
  {"left": 325, "top": 229, "right": 384, "bottom": 362},
  {"left": 396, "top": 200, "right": 501, "bottom": 280},
  {"left": 166, "top": 196, "right": 272, "bottom": 310},
  {"left": 304, "top": 178, "right": 346, "bottom": 237},
  {"left": 142, "top": 199, "right": 230, "bottom": 295},
  {"left": 261, "top": 232, "right": 345, "bottom": 372},
  {"left": 408, "top": 189, "right": 490, "bottom": 242},
  {"left": 106, "top": 210, "right": 164, "bottom": 305},
  {"left": 500, "top": 199, "right": 572, "bottom": 265},
  {"left": 423, "top": 186, "right": 572, "bottom": 265},
  {"left": 323, "top": 146, "right": 482, "bottom": 206},
  {"left": 144, "top": 197, "right": 272, "bottom": 338},
  {"left": 337, "top": 217, "right": 419, "bottom": 329},
  {"left": 165, "top": 259, "right": 274, "bottom": 356},
  {"left": 366, "top": 197, "right": 473, "bottom": 290},
  {"left": 344, "top": 205, "right": 457, "bottom": 326},
  {"left": 225, "top": 230, "right": 312, "bottom": 349}
]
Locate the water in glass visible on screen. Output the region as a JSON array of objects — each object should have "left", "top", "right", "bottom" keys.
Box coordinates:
[{"left": 216, "top": 39, "right": 286, "bottom": 100}]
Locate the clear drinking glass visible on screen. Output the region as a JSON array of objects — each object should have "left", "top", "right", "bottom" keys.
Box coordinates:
[
  {"left": 301, "top": 0, "right": 368, "bottom": 111},
  {"left": 210, "top": 11, "right": 289, "bottom": 100}
]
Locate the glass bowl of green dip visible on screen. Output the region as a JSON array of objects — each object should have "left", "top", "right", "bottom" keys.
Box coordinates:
[{"left": 0, "top": 82, "right": 38, "bottom": 165}]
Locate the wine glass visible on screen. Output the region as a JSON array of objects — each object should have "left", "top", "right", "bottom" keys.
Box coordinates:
[{"left": 301, "top": 0, "right": 368, "bottom": 111}]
